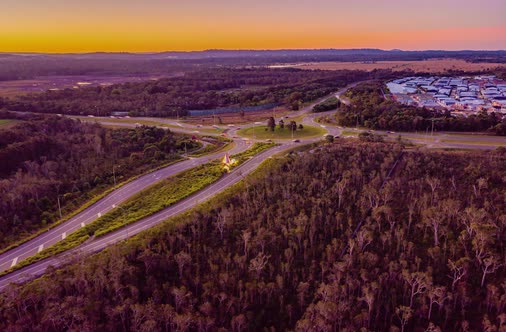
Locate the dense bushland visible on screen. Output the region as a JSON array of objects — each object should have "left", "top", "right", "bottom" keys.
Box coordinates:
[
  {"left": 0, "top": 117, "right": 197, "bottom": 248},
  {"left": 3, "top": 68, "right": 397, "bottom": 117},
  {"left": 1, "top": 142, "right": 504, "bottom": 331}
]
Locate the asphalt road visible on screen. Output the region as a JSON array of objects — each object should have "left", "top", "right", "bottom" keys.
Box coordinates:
[
  {"left": 1, "top": 80, "right": 504, "bottom": 291},
  {"left": 0, "top": 89, "right": 330, "bottom": 289},
  {"left": 0, "top": 139, "right": 249, "bottom": 275},
  {"left": 0, "top": 143, "right": 293, "bottom": 290}
]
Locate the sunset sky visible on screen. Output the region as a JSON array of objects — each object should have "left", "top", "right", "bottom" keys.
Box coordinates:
[{"left": 1, "top": 0, "right": 505, "bottom": 53}]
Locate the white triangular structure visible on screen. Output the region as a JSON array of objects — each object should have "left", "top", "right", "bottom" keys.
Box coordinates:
[{"left": 222, "top": 153, "right": 231, "bottom": 165}]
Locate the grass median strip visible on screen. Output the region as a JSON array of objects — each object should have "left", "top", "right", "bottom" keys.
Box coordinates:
[
  {"left": 0, "top": 138, "right": 234, "bottom": 255},
  {"left": 1, "top": 143, "right": 276, "bottom": 276}
]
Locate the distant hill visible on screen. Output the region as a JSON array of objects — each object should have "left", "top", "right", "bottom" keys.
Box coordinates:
[
  {"left": 0, "top": 49, "right": 505, "bottom": 81},
  {"left": 3, "top": 48, "right": 506, "bottom": 61}
]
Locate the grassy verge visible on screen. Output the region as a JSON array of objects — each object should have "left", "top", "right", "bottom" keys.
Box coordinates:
[
  {"left": 1, "top": 143, "right": 276, "bottom": 276},
  {"left": 237, "top": 125, "right": 326, "bottom": 140},
  {"left": 441, "top": 139, "right": 506, "bottom": 146},
  {"left": 0, "top": 119, "right": 19, "bottom": 129},
  {"left": 78, "top": 117, "right": 221, "bottom": 134},
  {"left": 341, "top": 130, "right": 359, "bottom": 136},
  {"left": 78, "top": 117, "right": 175, "bottom": 128},
  {"left": 445, "top": 132, "right": 492, "bottom": 137}
]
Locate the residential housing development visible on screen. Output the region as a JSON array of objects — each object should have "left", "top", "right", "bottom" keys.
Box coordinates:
[{"left": 387, "top": 76, "right": 506, "bottom": 115}]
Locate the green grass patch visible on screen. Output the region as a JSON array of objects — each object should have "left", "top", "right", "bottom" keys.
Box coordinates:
[
  {"left": 341, "top": 130, "right": 359, "bottom": 136},
  {"left": 0, "top": 143, "right": 276, "bottom": 276},
  {"left": 401, "top": 136, "right": 437, "bottom": 143},
  {"left": 237, "top": 125, "right": 326, "bottom": 140},
  {"left": 0, "top": 119, "right": 18, "bottom": 128}
]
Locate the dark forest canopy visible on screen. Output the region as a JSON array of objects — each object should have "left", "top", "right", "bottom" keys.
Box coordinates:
[
  {"left": 1, "top": 143, "right": 504, "bottom": 331},
  {"left": 0, "top": 117, "right": 198, "bottom": 249},
  {"left": 335, "top": 82, "right": 506, "bottom": 135},
  {"left": 1, "top": 49, "right": 506, "bottom": 80},
  {"left": 3, "top": 68, "right": 393, "bottom": 117}
]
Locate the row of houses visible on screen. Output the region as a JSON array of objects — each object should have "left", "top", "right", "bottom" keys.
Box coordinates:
[{"left": 388, "top": 76, "right": 506, "bottom": 114}]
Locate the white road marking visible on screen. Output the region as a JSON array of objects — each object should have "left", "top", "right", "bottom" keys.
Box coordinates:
[
  {"left": 11, "top": 257, "right": 18, "bottom": 267},
  {"left": 0, "top": 135, "right": 278, "bottom": 282},
  {"left": 38, "top": 245, "right": 44, "bottom": 253},
  {"left": 62, "top": 232, "right": 67, "bottom": 240}
]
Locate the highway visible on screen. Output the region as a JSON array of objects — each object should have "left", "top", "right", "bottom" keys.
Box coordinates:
[
  {"left": 0, "top": 139, "right": 249, "bottom": 275},
  {"left": 0, "top": 143, "right": 293, "bottom": 290},
  {"left": 0, "top": 87, "right": 334, "bottom": 290},
  {"left": 0, "top": 80, "right": 504, "bottom": 291}
]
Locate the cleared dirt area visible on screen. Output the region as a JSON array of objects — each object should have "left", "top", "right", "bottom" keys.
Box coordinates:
[
  {"left": 277, "top": 59, "right": 506, "bottom": 73},
  {"left": 0, "top": 75, "right": 164, "bottom": 97}
]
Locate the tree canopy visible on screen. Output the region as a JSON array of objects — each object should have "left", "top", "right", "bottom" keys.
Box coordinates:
[
  {"left": 1, "top": 142, "right": 504, "bottom": 331},
  {"left": 0, "top": 117, "right": 197, "bottom": 249}
]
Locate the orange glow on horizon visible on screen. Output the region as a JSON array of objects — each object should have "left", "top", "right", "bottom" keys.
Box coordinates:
[{"left": 0, "top": 0, "right": 505, "bottom": 53}]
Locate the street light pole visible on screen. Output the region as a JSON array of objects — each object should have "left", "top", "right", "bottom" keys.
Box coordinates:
[
  {"left": 113, "top": 165, "right": 116, "bottom": 186},
  {"left": 57, "top": 195, "right": 62, "bottom": 219},
  {"left": 113, "top": 164, "right": 120, "bottom": 186}
]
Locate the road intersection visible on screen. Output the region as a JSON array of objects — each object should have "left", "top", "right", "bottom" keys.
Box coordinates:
[{"left": 0, "top": 82, "right": 504, "bottom": 291}]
